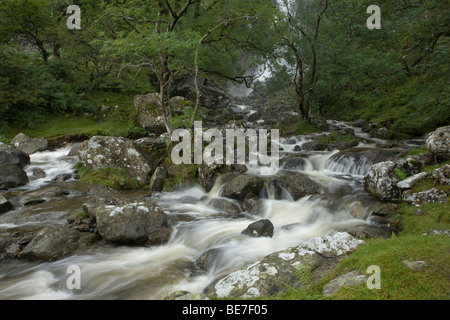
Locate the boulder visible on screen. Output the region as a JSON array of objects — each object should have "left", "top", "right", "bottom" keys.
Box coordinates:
[
  {"left": 364, "top": 158, "right": 422, "bottom": 201},
  {"left": 78, "top": 136, "right": 154, "bottom": 186},
  {"left": 0, "top": 163, "right": 29, "bottom": 190},
  {"left": 196, "top": 248, "right": 221, "bottom": 271},
  {"left": 95, "top": 202, "right": 171, "bottom": 245},
  {"left": 241, "top": 219, "right": 274, "bottom": 238},
  {"left": 133, "top": 93, "right": 166, "bottom": 134},
  {"left": 402, "top": 188, "right": 448, "bottom": 206},
  {"left": 208, "top": 232, "right": 363, "bottom": 298},
  {"left": 209, "top": 198, "right": 242, "bottom": 217},
  {"left": 0, "top": 195, "right": 13, "bottom": 214},
  {"left": 18, "top": 226, "right": 99, "bottom": 262},
  {"left": 219, "top": 174, "right": 265, "bottom": 201},
  {"left": 281, "top": 172, "right": 326, "bottom": 200},
  {"left": 431, "top": 164, "right": 450, "bottom": 185},
  {"left": 10, "top": 133, "right": 48, "bottom": 155},
  {"left": 242, "top": 193, "right": 262, "bottom": 215},
  {"left": 280, "top": 156, "right": 306, "bottom": 171},
  {"left": 426, "top": 126, "right": 450, "bottom": 160},
  {"left": 0, "top": 142, "right": 30, "bottom": 168},
  {"left": 198, "top": 163, "right": 247, "bottom": 192}
]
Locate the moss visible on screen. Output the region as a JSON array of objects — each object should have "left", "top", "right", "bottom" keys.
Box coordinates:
[{"left": 76, "top": 164, "right": 141, "bottom": 190}]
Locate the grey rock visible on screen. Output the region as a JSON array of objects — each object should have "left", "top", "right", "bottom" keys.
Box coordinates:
[
  {"left": 0, "top": 195, "right": 13, "bottom": 214},
  {"left": 209, "top": 232, "right": 363, "bottom": 299},
  {"left": 241, "top": 219, "right": 274, "bottom": 238},
  {"left": 431, "top": 164, "right": 450, "bottom": 185},
  {"left": 78, "top": 136, "right": 154, "bottom": 186},
  {"left": 209, "top": 198, "right": 242, "bottom": 217},
  {"left": 402, "top": 188, "right": 448, "bottom": 206},
  {"left": 95, "top": 202, "right": 171, "bottom": 245},
  {"left": 0, "top": 142, "right": 30, "bottom": 168},
  {"left": 196, "top": 248, "right": 221, "bottom": 271},
  {"left": 323, "top": 271, "right": 366, "bottom": 296},
  {"left": 0, "top": 163, "right": 29, "bottom": 190},
  {"left": 426, "top": 126, "right": 450, "bottom": 160},
  {"left": 403, "top": 260, "right": 427, "bottom": 271},
  {"left": 396, "top": 172, "right": 428, "bottom": 190},
  {"left": 10, "top": 133, "right": 48, "bottom": 155},
  {"left": 18, "top": 226, "right": 99, "bottom": 262}
]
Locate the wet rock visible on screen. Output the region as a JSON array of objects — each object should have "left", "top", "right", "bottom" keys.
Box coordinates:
[
  {"left": 323, "top": 271, "right": 366, "bottom": 296},
  {"left": 241, "top": 219, "right": 274, "bottom": 238},
  {"left": 326, "top": 148, "right": 404, "bottom": 176},
  {"left": 301, "top": 141, "right": 327, "bottom": 151},
  {"left": 18, "top": 226, "right": 99, "bottom": 262},
  {"left": 281, "top": 172, "right": 326, "bottom": 200},
  {"left": 242, "top": 193, "right": 262, "bottom": 215},
  {"left": 78, "top": 136, "right": 154, "bottom": 186},
  {"left": 10, "top": 133, "right": 48, "bottom": 155},
  {"left": 95, "top": 202, "right": 171, "bottom": 245},
  {"left": 196, "top": 248, "right": 221, "bottom": 271},
  {"left": 198, "top": 163, "right": 247, "bottom": 192},
  {"left": 208, "top": 232, "right": 363, "bottom": 299},
  {"left": 0, "top": 195, "right": 13, "bottom": 214},
  {"left": 426, "top": 126, "right": 450, "bottom": 160},
  {"left": 0, "top": 163, "right": 29, "bottom": 190},
  {"left": 210, "top": 198, "right": 242, "bottom": 217},
  {"left": 67, "top": 143, "right": 80, "bottom": 157},
  {"left": 31, "top": 167, "right": 46, "bottom": 179},
  {"left": 402, "top": 188, "right": 448, "bottom": 206},
  {"left": 219, "top": 174, "right": 265, "bottom": 201},
  {"left": 364, "top": 158, "right": 422, "bottom": 201},
  {"left": 280, "top": 156, "right": 306, "bottom": 171},
  {"left": 149, "top": 166, "right": 168, "bottom": 192},
  {"left": 370, "top": 127, "right": 394, "bottom": 140}
]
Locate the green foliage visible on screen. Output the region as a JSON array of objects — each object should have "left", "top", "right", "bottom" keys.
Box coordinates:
[{"left": 395, "top": 169, "right": 408, "bottom": 182}]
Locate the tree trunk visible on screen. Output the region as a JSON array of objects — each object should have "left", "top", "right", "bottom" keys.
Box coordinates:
[{"left": 159, "top": 53, "right": 173, "bottom": 134}]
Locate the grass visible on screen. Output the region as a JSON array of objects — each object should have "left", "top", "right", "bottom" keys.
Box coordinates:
[
  {"left": 2, "top": 90, "right": 138, "bottom": 142},
  {"left": 269, "top": 201, "right": 450, "bottom": 300}
]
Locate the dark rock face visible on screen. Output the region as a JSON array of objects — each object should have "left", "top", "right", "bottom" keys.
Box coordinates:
[
  {"left": 241, "top": 219, "right": 274, "bottom": 238},
  {"left": 0, "top": 142, "right": 31, "bottom": 168},
  {"left": 0, "top": 163, "right": 29, "bottom": 190},
  {"left": 18, "top": 226, "right": 99, "bottom": 262}
]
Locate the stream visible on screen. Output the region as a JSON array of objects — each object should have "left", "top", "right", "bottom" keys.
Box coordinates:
[{"left": 0, "top": 121, "right": 421, "bottom": 300}]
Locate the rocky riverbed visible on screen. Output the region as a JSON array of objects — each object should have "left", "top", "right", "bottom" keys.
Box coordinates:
[{"left": 0, "top": 99, "right": 448, "bottom": 299}]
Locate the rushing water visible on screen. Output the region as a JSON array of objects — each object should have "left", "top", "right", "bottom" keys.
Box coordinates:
[{"left": 0, "top": 122, "right": 408, "bottom": 300}]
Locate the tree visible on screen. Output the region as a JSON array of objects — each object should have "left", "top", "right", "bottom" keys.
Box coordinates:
[
  {"left": 0, "top": 0, "right": 64, "bottom": 63},
  {"left": 270, "top": 0, "right": 329, "bottom": 122},
  {"left": 101, "top": 0, "right": 277, "bottom": 134}
]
